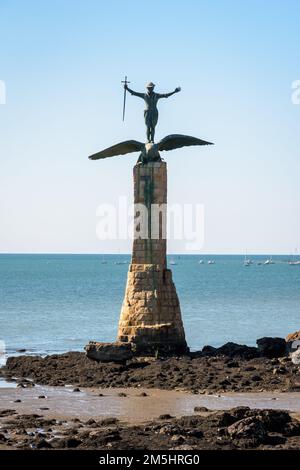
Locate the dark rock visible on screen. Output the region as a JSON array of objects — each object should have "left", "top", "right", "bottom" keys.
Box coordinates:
[
  {"left": 65, "top": 438, "right": 82, "bottom": 448},
  {"left": 186, "top": 429, "right": 203, "bottom": 438},
  {"left": 283, "top": 421, "right": 300, "bottom": 436},
  {"left": 138, "top": 392, "right": 148, "bottom": 397},
  {"left": 36, "top": 438, "right": 52, "bottom": 449},
  {"left": 219, "top": 379, "right": 231, "bottom": 386},
  {"left": 0, "top": 409, "right": 16, "bottom": 417},
  {"left": 227, "top": 416, "right": 267, "bottom": 446},
  {"left": 202, "top": 342, "right": 258, "bottom": 359},
  {"left": 85, "top": 341, "right": 133, "bottom": 363},
  {"left": 86, "top": 418, "right": 96, "bottom": 425},
  {"left": 256, "top": 409, "right": 291, "bottom": 432},
  {"left": 158, "top": 414, "right": 174, "bottom": 420},
  {"left": 194, "top": 406, "right": 209, "bottom": 412},
  {"left": 241, "top": 380, "right": 251, "bottom": 386},
  {"left": 117, "top": 392, "right": 127, "bottom": 397},
  {"left": 230, "top": 407, "right": 251, "bottom": 420},
  {"left": 201, "top": 345, "right": 217, "bottom": 356},
  {"left": 251, "top": 375, "right": 262, "bottom": 382},
  {"left": 99, "top": 417, "right": 119, "bottom": 426},
  {"left": 227, "top": 361, "right": 239, "bottom": 368},
  {"left": 215, "top": 412, "right": 238, "bottom": 427},
  {"left": 256, "top": 337, "right": 287, "bottom": 358},
  {"left": 73, "top": 388, "right": 81, "bottom": 392}
]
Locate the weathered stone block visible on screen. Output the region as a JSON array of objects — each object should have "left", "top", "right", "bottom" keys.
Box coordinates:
[
  {"left": 286, "top": 330, "right": 300, "bottom": 352},
  {"left": 85, "top": 341, "right": 133, "bottom": 362}
]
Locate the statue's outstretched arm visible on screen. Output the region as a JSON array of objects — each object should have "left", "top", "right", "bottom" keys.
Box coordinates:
[
  {"left": 125, "top": 85, "right": 144, "bottom": 98},
  {"left": 158, "top": 87, "right": 181, "bottom": 99}
]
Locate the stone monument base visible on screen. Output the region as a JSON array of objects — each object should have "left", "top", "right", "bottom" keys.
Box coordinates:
[{"left": 117, "top": 263, "right": 188, "bottom": 356}]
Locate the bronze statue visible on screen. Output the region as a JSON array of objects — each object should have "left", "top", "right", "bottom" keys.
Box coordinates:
[
  {"left": 125, "top": 82, "right": 181, "bottom": 142},
  {"left": 88, "top": 80, "right": 213, "bottom": 163}
]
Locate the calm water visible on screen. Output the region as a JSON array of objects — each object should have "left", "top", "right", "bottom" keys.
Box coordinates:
[{"left": 0, "top": 254, "right": 299, "bottom": 356}]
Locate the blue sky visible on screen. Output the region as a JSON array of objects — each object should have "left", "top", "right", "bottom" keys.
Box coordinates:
[{"left": 0, "top": 0, "right": 299, "bottom": 254}]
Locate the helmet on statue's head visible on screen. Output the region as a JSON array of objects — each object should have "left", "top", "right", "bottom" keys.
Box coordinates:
[{"left": 146, "top": 82, "right": 155, "bottom": 89}]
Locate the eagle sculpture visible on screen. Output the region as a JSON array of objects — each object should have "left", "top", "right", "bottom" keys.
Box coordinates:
[{"left": 88, "top": 134, "right": 213, "bottom": 164}]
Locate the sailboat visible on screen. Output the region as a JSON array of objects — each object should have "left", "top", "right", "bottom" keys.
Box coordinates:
[
  {"left": 243, "top": 251, "right": 252, "bottom": 266},
  {"left": 264, "top": 256, "right": 274, "bottom": 265},
  {"left": 114, "top": 250, "right": 127, "bottom": 265},
  {"left": 289, "top": 249, "right": 300, "bottom": 266}
]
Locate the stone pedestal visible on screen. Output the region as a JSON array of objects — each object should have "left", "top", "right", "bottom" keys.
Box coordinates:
[{"left": 117, "top": 162, "right": 188, "bottom": 355}]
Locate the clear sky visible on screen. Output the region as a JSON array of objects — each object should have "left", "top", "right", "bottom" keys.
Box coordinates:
[{"left": 0, "top": 0, "right": 299, "bottom": 254}]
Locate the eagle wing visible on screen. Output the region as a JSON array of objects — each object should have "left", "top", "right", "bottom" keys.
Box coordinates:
[
  {"left": 158, "top": 134, "right": 213, "bottom": 152},
  {"left": 88, "top": 140, "right": 143, "bottom": 160}
]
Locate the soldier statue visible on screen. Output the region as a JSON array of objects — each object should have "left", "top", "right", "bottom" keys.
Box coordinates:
[
  {"left": 124, "top": 82, "right": 181, "bottom": 142},
  {"left": 88, "top": 80, "right": 212, "bottom": 163}
]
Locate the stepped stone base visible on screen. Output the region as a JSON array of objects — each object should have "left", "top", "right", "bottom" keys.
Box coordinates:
[{"left": 117, "top": 263, "right": 188, "bottom": 355}]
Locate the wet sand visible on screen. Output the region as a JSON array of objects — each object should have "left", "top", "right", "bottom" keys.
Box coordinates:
[
  {"left": 1, "top": 390, "right": 300, "bottom": 450},
  {"left": 1, "top": 382, "right": 300, "bottom": 423}
]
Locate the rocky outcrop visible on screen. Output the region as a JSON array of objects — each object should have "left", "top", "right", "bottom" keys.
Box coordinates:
[
  {"left": 256, "top": 337, "right": 287, "bottom": 358},
  {"left": 226, "top": 408, "right": 291, "bottom": 447},
  {"left": 85, "top": 342, "right": 133, "bottom": 362},
  {"left": 2, "top": 407, "right": 300, "bottom": 450},
  {"left": 201, "top": 342, "right": 259, "bottom": 359},
  {"left": 1, "top": 351, "right": 297, "bottom": 391}
]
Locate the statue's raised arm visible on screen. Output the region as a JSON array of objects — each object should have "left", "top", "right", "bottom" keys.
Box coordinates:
[
  {"left": 124, "top": 84, "right": 144, "bottom": 98},
  {"left": 157, "top": 87, "right": 181, "bottom": 99}
]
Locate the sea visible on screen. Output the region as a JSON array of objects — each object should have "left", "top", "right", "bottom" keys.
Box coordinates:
[{"left": 0, "top": 254, "right": 299, "bottom": 358}]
